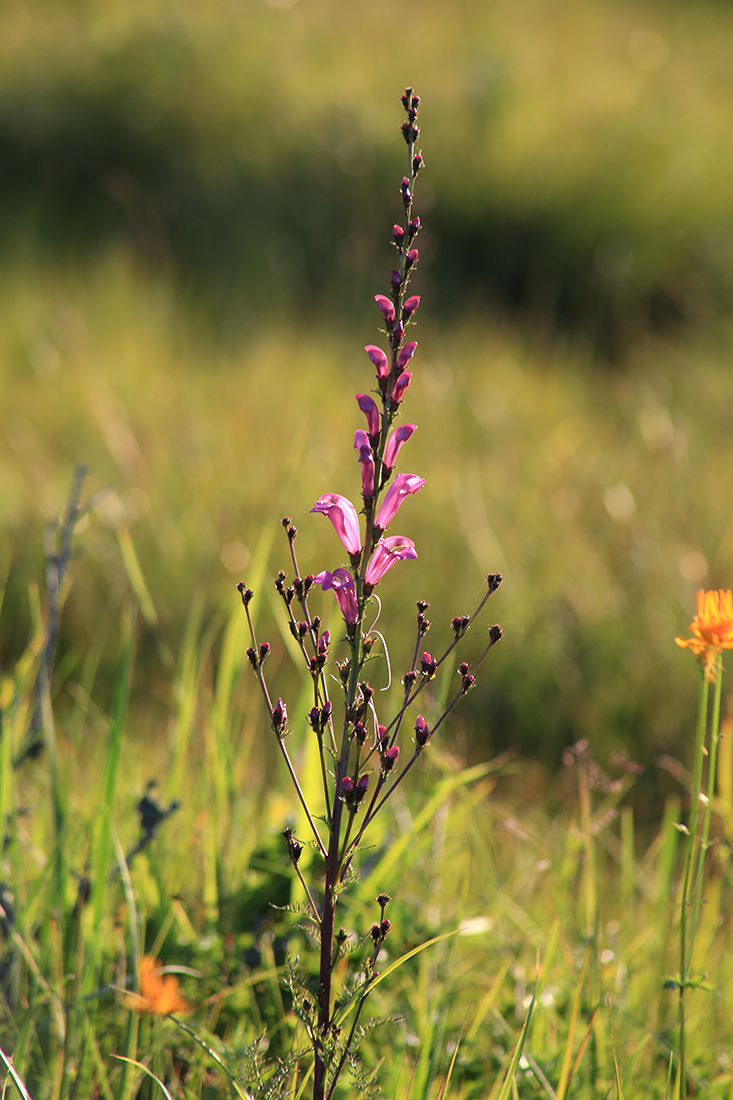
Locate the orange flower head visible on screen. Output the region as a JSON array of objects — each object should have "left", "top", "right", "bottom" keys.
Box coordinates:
[
  {"left": 675, "top": 588, "right": 733, "bottom": 682},
  {"left": 124, "top": 955, "right": 191, "bottom": 1016}
]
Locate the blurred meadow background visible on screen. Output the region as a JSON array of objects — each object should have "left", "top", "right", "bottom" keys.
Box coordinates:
[{"left": 4, "top": 0, "right": 733, "bottom": 1096}]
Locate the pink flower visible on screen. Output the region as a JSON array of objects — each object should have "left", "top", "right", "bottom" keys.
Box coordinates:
[
  {"left": 384, "top": 423, "right": 417, "bottom": 470},
  {"left": 375, "top": 473, "right": 425, "bottom": 530},
  {"left": 397, "top": 341, "right": 417, "bottom": 370},
  {"left": 364, "top": 345, "right": 389, "bottom": 379},
  {"left": 374, "top": 295, "right": 396, "bottom": 324},
  {"left": 356, "top": 441, "right": 375, "bottom": 500},
  {"left": 355, "top": 393, "right": 380, "bottom": 436},
  {"left": 392, "top": 370, "right": 412, "bottom": 403},
  {"left": 365, "top": 536, "right": 417, "bottom": 586},
  {"left": 354, "top": 429, "right": 370, "bottom": 451},
  {"left": 315, "top": 568, "right": 358, "bottom": 624},
  {"left": 311, "top": 494, "right": 362, "bottom": 555},
  {"left": 402, "top": 295, "right": 420, "bottom": 320}
]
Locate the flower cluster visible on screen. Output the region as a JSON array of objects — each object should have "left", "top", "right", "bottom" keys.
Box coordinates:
[{"left": 236, "top": 91, "right": 503, "bottom": 1100}]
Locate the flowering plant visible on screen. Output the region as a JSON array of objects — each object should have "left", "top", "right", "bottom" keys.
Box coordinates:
[{"left": 237, "top": 90, "right": 502, "bottom": 1099}]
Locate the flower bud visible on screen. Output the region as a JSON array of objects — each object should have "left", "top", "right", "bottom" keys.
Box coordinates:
[
  {"left": 365, "top": 344, "right": 389, "bottom": 379},
  {"left": 402, "top": 295, "right": 420, "bottom": 321},
  {"left": 415, "top": 714, "right": 431, "bottom": 747},
  {"left": 403, "top": 669, "right": 418, "bottom": 689},
  {"left": 393, "top": 224, "right": 405, "bottom": 246},
  {"left": 272, "top": 698, "right": 287, "bottom": 729},
  {"left": 421, "top": 651, "right": 437, "bottom": 678},
  {"left": 246, "top": 647, "right": 258, "bottom": 669},
  {"left": 374, "top": 295, "right": 396, "bottom": 325},
  {"left": 259, "top": 641, "right": 271, "bottom": 662},
  {"left": 406, "top": 248, "right": 419, "bottom": 270},
  {"left": 381, "top": 745, "right": 400, "bottom": 773},
  {"left": 397, "top": 341, "right": 417, "bottom": 370}
]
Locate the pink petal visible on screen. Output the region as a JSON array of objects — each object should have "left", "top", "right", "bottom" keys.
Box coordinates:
[
  {"left": 392, "top": 370, "right": 412, "bottom": 403},
  {"left": 374, "top": 295, "right": 396, "bottom": 324},
  {"left": 355, "top": 393, "right": 380, "bottom": 436},
  {"left": 397, "top": 341, "right": 417, "bottom": 370},
  {"left": 365, "top": 536, "right": 418, "bottom": 586},
  {"left": 315, "top": 567, "right": 359, "bottom": 624},
  {"left": 384, "top": 423, "right": 417, "bottom": 470},
  {"left": 310, "top": 494, "right": 362, "bottom": 555},
  {"left": 375, "top": 473, "right": 425, "bottom": 531},
  {"left": 364, "top": 345, "right": 389, "bottom": 379}
]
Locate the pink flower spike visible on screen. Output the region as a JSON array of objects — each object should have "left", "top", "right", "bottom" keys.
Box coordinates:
[
  {"left": 311, "top": 494, "right": 362, "bottom": 555},
  {"left": 374, "top": 295, "right": 396, "bottom": 325},
  {"left": 364, "top": 345, "right": 389, "bottom": 379},
  {"left": 402, "top": 295, "right": 420, "bottom": 320},
  {"left": 375, "top": 473, "right": 425, "bottom": 531},
  {"left": 365, "top": 536, "right": 418, "bottom": 586},
  {"left": 384, "top": 423, "right": 417, "bottom": 470},
  {"left": 355, "top": 393, "right": 380, "bottom": 436},
  {"left": 392, "top": 370, "right": 412, "bottom": 403},
  {"left": 315, "top": 568, "right": 359, "bottom": 624},
  {"left": 397, "top": 341, "right": 417, "bottom": 370}
]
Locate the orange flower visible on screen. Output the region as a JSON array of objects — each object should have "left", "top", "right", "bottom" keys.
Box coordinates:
[
  {"left": 124, "top": 955, "right": 191, "bottom": 1015},
  {"left": 675, "top": 588, "right": 733, "bottom": 682}
]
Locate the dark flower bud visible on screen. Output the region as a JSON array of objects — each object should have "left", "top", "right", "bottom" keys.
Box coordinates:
[
  {"left": 408, "top": 107, "right": 417, "bottom": 124},
  {"left": 415, "top": 714, "right": 431, "bottom": 747},
  {"left": 460, "top": 673, "right": 476, "bottom": 694},
  {"left": 298, "top": 621, "right": 308, "bottom": 640},
  {"left": 308, "top": 706, "right": 321, "bottom": 732},
  {"left": 353, "top": 721, "right": 368, "bottom": 745},
  {"left": 381, "top": 746, "right": 400, "bottom": 773},
  {"left": 400, "top": 120, "right": 411, "bottom": 144},
  {"left": 376, "top": 724, "right": 389, "bottom": 750},
  {"left": 275, "top": 572, "right": 286, "bottom": 594},
  {"left": 401, "top": 176, "right": 410, "bottom": 194},
  {"left": 246, "top": 647, "right": 258, "bottom": 669},
  {"left": 411, "top": 94, "right": 420, "bottom": 109},
  {"left": 403, "top": 669, "right": 418, "bottom": 689},
  {"left": 405, "top": 249, "right": 419, "bottom": 270},
  {"left": 371, "top": 922, "right": 382, "bottom": 944},
  {"left": 318, "top": 630, "right": 331, "bottom": 656},
  {"left": 321, "top": 700, "right": 332, "bottom": 721},
  {"left": 487, "top": 573, "right": 503, "bottom": 594},
  {"left": 259, "top": 642, "right": 271, "bottom": 662},
  {"left": 342, "top": 776, "right": 355, "bottom": 796},
  {"left": 336, "top": 927, "right": 348, "bottom": 945},
  {"left": 272, "top": 698, "right": 287, "bottom": 729},
  {"left": 312, "top": 616, "right": 322, "bottom": 631},
  {"left": 451, "top": 616, "right": 470, "bottom": 639},
  {"left": 309, "top": 656, "right": 319, "bottom": 674},
  {"left": 363, "top": 636, "right": 374, "bottom": 656},
  {"left": 417, "top": 599, "right": 429, "bottom": 615},
  {"left": 392, "top": 320, "right": 405, "bottom": 342},
  {"left": 393, "top": 224, "right": 405, "bottom": 246},
  {"left": 402, "top": 295, "right": 420, "bottom": 321},
  {"left": 409, "top": 216, "right": 421, "bottom": 238},
  {"left": 285, "top": 586, "right": 295, "bottom": 606},
  {"left": 338, "top": 661, "right": 350, "bottom": 687},
  {"left": 380, "top": 918, "right": 391, "bottom": 937},
  {"left": 288, "top": 621, "right": 299, "bottom": 640},
  {"left": 489, "top": 624, "right": 503, "bottom": 644},
  {"left": 421, "top": 651, "right": 437, "bottom": 678},
  {"left": 411, "top": 125, "right": 419, "bottom": 143},
  {"left": 281, "top": 516, "right": 291, "bottom": 528},
  {"left": 418, "top": 617, "right": 430, "bottom": 637},
  {"left": 236, "top": 582, "right": 254, "bottom": 607},
  {"left": 458, "top": 661, "right": 471, "bottom": 677},
  {"left": 360, "top": 682, "right": 374, "bottom": 705},
  {"left": 403, "top": 87, "right": 413, "bottom": 105},
  {"left": 293, "top": 576, "right": 304, "bottom": 597},
  {"left": 402, "top": 187, "right": 412, "bottom": 208},
  {"left": 377, "top": 893, "right": 391, "bottom": 908},
  {"left": 391, "top": 269, "right": 402, "bottom": 287},
  {"left": 412, "top": 153, "right": 424, "bottom": 174},
  {"left": 286, "top": 833, "right": 302, "bottom": 864},
  {"left": 357, "top": 774, "right": 370, "bottom": 793}
]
